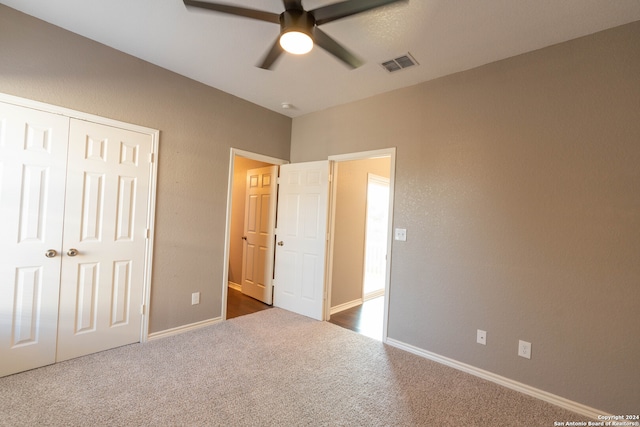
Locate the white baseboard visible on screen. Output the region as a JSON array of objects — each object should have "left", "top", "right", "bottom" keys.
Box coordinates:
[
  {"left": 148, "top": 317, "right": 222, "bottom": 341},
  {"left": 228, "top": 281, "right": 241, "bottom": 291},
  {"left": 385, "top": 338, "right": 609, "bottom": 420},
  {"left": 330, "top": 298, "right": 363, "bottom": 315},
  {"left": 363, "top": 289, "right": 385, "bottom": 301}
]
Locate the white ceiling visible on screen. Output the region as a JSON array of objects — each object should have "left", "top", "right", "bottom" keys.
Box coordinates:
[{"left": 3, "top": 0, "right": 640, "bottom": 117}]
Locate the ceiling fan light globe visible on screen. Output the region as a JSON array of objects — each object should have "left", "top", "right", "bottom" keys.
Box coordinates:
[{"left": 280, "top": 31, "right": 313, "bottom": 55}]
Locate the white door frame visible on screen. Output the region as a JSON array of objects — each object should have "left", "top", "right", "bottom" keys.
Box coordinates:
[
  {"left": 326, "top": 148, "right": 396, "bottom": 342},
  {"left": 0, "top": 92, "right": 160, "bottom": 343},
  {"left": 222, "top": 148, "right": 288, "bottom": 320}
]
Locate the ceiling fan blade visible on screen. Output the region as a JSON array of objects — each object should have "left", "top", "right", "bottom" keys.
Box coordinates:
[
  {"left": 257, "top": 38, "right": 284, "bottom": 70},
  {"left": 311, "top": 0, "right": 406, "bottom": 26},
  {"left": 282, "top": 0, "right": 303, "bottom": 11},
  {"left": 183, "top": 0, "right": 280, "bottom": 24},
  {"left": 312, "top": 27, "right": 363, "bottom": 69}
]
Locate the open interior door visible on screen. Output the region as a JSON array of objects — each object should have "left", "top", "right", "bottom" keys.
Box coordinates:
[
  {"left": 273, "top": 161, "right": 330, "bottom": 320},
  {"left": 241, "top": 166, "right": 278, "bottom": 304}
]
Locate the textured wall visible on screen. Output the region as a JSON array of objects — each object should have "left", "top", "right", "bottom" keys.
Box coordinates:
[
  {"left": 292, "top": 22, "right": 640, "bottom": 414},
  {"left": 331, "top": 158, "right": 391, "bottom": 308},
  {"left": 0, "top": 5, "right": 291, "bottom": 333}
]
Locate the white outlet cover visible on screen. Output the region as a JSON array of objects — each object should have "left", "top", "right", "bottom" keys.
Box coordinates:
[
  {"left": 518, "top": 340, "right": 532, "bottom": 359},
  {"left": 192, "top": 292, "right": 200, "bottom": 305},
  {"left": 394, "top": 228, "right": 407, "bottom": 241}
]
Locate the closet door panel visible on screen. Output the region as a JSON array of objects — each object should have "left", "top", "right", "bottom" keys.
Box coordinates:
[
  {"left": 0, "top": 102, "right": 69, "bottom": 377},
  {"left": 56, "top": 119, "right": 152, "bottom": 362}
]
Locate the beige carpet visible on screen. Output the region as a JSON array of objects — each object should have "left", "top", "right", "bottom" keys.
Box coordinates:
[{"left": 0, "top": 308, "right": 588, "bottom": 426}]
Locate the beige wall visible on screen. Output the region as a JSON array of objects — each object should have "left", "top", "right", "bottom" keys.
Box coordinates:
[
  {"left": 331, "top": 158, "right": 390, "bottom": 307},
  {"left": 228, "top": 157, "right": 272, "bottom": 286},
  {"left": 292, "top": 22, "right": 640, "bottom": 414},
  {"left": 0, "top": 5, "right": 291, "bottom": 333}
]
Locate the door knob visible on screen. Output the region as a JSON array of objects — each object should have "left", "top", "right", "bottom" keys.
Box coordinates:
[
  {"left": 277, "top": 241, "right": 284, "bottom": 246},
  {"left": 45, "top": 249, "right": 58, "bottom": 258},
  {"left": 242, "top": 236, "right": 247, "bottom": 240},
  {"left": 67, "top": 248, "right": 79, "bottom": 257}
]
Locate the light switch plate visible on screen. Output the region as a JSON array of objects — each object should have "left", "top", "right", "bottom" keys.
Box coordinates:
[{"left": 394, "top": 228, "right": 407, "bottom": 241}]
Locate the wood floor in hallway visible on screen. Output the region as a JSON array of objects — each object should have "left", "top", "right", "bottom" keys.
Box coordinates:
[
  {"left": 227, "top": 287, "right": 384, "bottom": 341},
  {"left": 226, "top": 287, "right": 271, "bottom": 319},
  {"left": 328, "top": 296, "right": 384, "bottom": 341}
]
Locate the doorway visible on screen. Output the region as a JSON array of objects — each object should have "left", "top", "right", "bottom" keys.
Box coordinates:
[
  {"left": 222, "top": 147, "right": 395, "bottom": 339},
  {"left": 223, "top": 149, "right": 287, "bottom": 320},
  {"left": 326, "top": 150, "right": 394, "bottom": 341}
]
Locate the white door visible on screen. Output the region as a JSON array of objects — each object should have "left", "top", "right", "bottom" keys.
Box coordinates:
[
  {"left": 274, "top": 161, "right": 330, "bottom": 320},
  {"left": 0, "top": 103, "right": 70, "bottom": 376},
  {"left": 55, "top": 119, "right": 152, "bottom": 362},
  {"left": 241, "top": 166, "right": 277, "bottom": 304}
]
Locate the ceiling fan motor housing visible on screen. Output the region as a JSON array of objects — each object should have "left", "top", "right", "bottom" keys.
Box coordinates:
[{"left": 280, "top": 9, "right": 315, "bottom": 38}]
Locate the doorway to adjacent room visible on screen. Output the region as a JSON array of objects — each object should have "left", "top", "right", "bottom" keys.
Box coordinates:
[
  {"left": 223, "top": 148, "right": 395, "bottom": 343},
  {"left": 326, "top": 151, "right": 394, "bottom": 341}
]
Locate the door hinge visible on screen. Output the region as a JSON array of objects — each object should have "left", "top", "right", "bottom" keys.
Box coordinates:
[
  {"left": 328, "top": 174, "right": 333, "bottom": 183},
  {"left": 140, "top": 304, "right": 146, "bottom": 315},
  {"left": 148, "top": 153, "right": 154, "bottom": 163},
  {"left": 277, "top": 177, "right": 281, "bottom": 184},
  {"left": 146, "top": 228, "right": 151, "bottom": 239}
]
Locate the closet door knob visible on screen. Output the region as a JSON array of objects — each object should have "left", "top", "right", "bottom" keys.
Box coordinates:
[
  {"left": 67, "top": 248, "right": 79, "bottom": 257},
  {"left": 277, "top": 241, "right": 284, "bottom": 246},
  {"left": 45, "top": 249, "right": 58, "bottom": 258}
]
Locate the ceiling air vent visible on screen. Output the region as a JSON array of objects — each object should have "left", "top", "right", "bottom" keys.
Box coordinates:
[{"left": 380, "top": 53, "right": 418, "bottom": 73}]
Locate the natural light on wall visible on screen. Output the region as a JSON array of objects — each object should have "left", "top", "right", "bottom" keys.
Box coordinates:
[
  {"left": 364, "top": 174, "right": 390, "bottom": 298},
  {"left": 280, "top": 31, "right": 313, "bottom": 54}
]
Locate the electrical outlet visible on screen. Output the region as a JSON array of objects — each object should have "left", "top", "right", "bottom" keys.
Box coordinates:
[
  {"left": 518, "top": 340, "right": 531, "bottom": 359},
  {"left": 394, "top": 228, "right": 407, "bottom": 241},
  {"left": 477, "top": 329, "right": 487, "bottom": 345},
  {"left": 191, "top": 292, "right": 200, "bottom": 305}
]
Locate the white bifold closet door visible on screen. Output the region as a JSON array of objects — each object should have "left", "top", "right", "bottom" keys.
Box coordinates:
[
  {"left": 0, "top": 102, "right": 152, "bottom": 376},
  {"left": 0, "top": 103, "right": 69, "bottom": 376}
]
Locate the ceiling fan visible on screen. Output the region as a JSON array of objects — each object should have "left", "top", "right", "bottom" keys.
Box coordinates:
[{"left": 183, "top": 0, "right": 407, "bottom": 70}]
